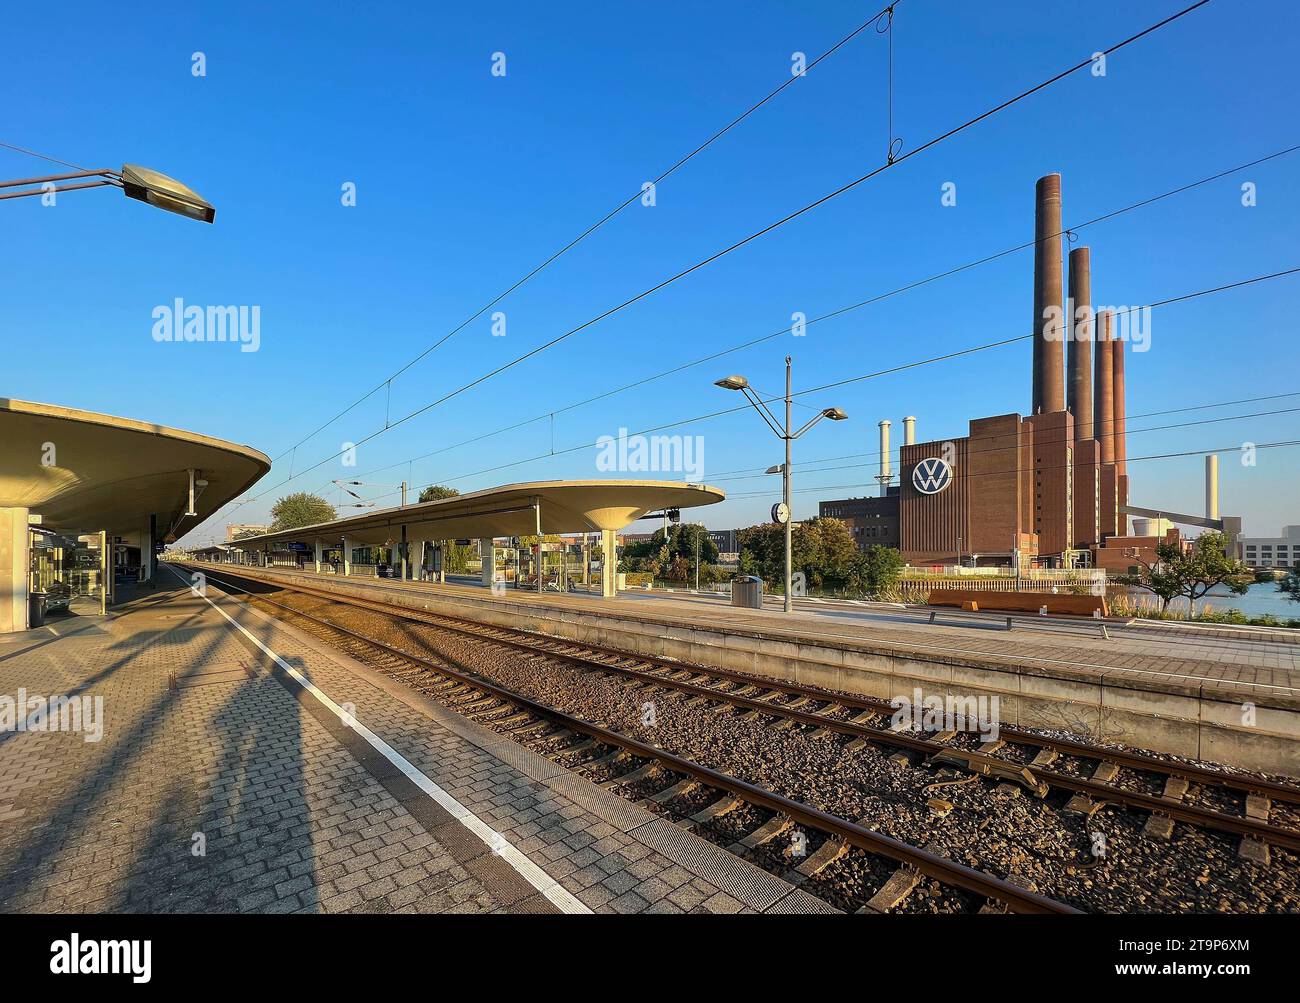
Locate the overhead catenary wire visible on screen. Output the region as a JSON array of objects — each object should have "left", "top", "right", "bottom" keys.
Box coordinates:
[
  {"left": 394, "top": 404, "right": 1300, "bottom": 503},
  {"left": 725, "top": 440, "right": 1300, "bottom": 500},
  {"left": 218, "top": 260, "right": 1300, "bottom": 520},
  {"left": 0, "top": 140, "right": 91, "bottom": 172},
  {"left": 708, "top": 395, "right": 1300, "bottom": 481},
  {"left": 277, "top": 142, "right": 1300, "bottom": 497},
  {"left": 263, "top": 2, "right": 904, "bottom": 466},
  {"left": 376, "top": 1, "right": 1214, "bottom": 439},
  {"left": 348, "top": 265, "right": 1300, "bottom": 507},
  {"left": 232, "top": 0, "right": 1213, "bottom": 504}
]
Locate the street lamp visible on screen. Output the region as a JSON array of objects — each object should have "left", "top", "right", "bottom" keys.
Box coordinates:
[
  {"left": 715, "top": 355, "right": 848, "bottom": 612},
  {"left": 0, "top": 163, "right": 215, "bottom": 222}
]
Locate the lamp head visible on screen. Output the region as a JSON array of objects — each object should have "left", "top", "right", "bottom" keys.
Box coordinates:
[
  {"left": 120, "top": 164, "right": 215, "bottom": 223},
  {"left": 822, "top": 407, "right": 849, "bottom": 421},
  {"left": 714, "top": 375, "right": 749, "bottom": 391}
]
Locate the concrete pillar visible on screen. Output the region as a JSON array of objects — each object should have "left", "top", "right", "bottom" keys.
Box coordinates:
[
  {"left": 142, "top": 515, "right": 156, "bottom": 584},
  {"left": 99, "top": 530, "right": 109, "bottom": 615},
  {"left": 400, "top": 524, "right": 409, "bottom": 581},
  {"left": 342, "top": 536, "right": 352, "bottom": 576},
  {"left": 480, "top": 539, "right": 495, "bottom": 588},
  {"left": 416, "top": 540, "right": 427, "bottom": 581},
  {"left": 534, "top": 500, "right": 543, "bottom": 595},
  {"left": 600, "top": 529, "right": 617, "bottom": 599},
  {"left": 437, "top": 542, "right": 446, "bottom": 584},
  {"left": 314, "top": 538, "right": 323, "bottom": 573},
  {"left": 0, "top": 507, "right": 30, "bottom": 633}
]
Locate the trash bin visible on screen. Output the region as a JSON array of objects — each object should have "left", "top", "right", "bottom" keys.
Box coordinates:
[
  {"left": 28, "top": 592, "right": 47, "bottom": 629},
  {"left": 731, "top": 575, "right": 763, "bottom": 609}
]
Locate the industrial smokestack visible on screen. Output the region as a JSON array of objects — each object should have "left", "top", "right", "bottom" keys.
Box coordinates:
[
  {"left": 877, "top": 419, "right": 892, "bottom": 497},
  {"left": 903, "top": 415, "right": 916, "bottom": 446},
  {"left": 1033, "top": 173, "right": 1065, "bottom": 415},
  {"left": 1113, "top": 321, "right": 1127, "bottom": 476},
  {"left": 1206, "top": 454, "right": 1219, "bottom": 520},
  {"left": 1067, "top": 246, "right": 1094, "bottom": 440},
  {"left": 1094, "top": 310, "right": 1115, "bottom": 463}
]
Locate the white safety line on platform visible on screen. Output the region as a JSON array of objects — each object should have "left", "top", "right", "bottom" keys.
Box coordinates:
[{"left": 166, "top": 566, "right": 592, "bottom": 914}]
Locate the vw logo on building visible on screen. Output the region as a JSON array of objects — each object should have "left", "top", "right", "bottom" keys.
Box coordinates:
[{"left": 912, "top": 456, "right": 953, "bottom": 495}]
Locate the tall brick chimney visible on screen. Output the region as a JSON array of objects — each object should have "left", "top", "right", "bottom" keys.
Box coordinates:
[
  {"left": 1094, "top": 310, "right": 1115, "bottom": 463},
  {"left": 1067, "top": 246, "right": 1094, "bottom": 440},
  {"left": 1033, "top": 174, "right": 1065, "bottom": 414},
  {"left": 1112, "top": 321, "right": 1127, "bottom": 476}
]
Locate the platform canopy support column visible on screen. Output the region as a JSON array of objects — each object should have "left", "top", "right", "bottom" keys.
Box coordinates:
[
  {"left": 342, "top": 536, "right": 352, "bottom": 576},
  {"left": 437, "top": 542, "right": 446, "bottom": 584},
  {"left": 314, "top": 539, "right": 323, "bottom": 573},
  {"left": 480, "top": 539, "right": 495, "bottom": 588},
  {"left": 0, "top": 506, "right": 30, "bottom": 632},
  {"left": 601, "top": 529, "right": 617, "bottom": 599},
  {"left": 534, "top": 498, "right": 543, "bottom": 595},
  {"left": 142, "top": 515, "right": 156, "bottom": 584},
  {"left": 400, "top": 524, "right": 409, "bottom": 581}
]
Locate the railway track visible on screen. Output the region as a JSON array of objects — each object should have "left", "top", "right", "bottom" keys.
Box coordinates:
[
  {"left": 195, "top": 567, "right": 1079, "bottom": 914},
  {"left": 193, "top": 566, "right": 1300, "bottom": 860}
]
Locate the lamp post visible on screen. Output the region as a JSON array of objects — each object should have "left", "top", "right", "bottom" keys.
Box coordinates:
[
  {"left": 0, "top": 163, "right": 215, "bottom": 222},
  {"left": 715, "top": 356, "right": 848, "bottom": 612}
]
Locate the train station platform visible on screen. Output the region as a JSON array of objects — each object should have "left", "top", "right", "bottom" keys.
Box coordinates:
[
  {"left": 0, "top": 572, "right": 832, "bottom": 914},
  {"left": 182, "top": 563, "right": 1300, "bottom": 776}
]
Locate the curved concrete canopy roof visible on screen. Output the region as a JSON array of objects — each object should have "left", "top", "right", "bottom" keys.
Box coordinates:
[
  {"left": 0, "top": 398, "right": 271, "bottom": 541},
  {"left": 235, "top": 480, "right": 725, "bottom": 549}
]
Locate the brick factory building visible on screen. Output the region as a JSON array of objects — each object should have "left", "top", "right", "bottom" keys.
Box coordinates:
[
  {"left": 819, "top": 488, "right": 901, "bottom": 551},
  {"left": 820, "top": 174, "right": 1173, "bottom": 570},
  {"left": 896, "top": 174, "right": 1143, "bottom": 569}
]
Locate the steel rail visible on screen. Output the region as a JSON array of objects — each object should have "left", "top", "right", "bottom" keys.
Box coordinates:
[
  {"left": 280, "top": 584, "right": 1300, "bottom": 851},
  {"left": 192, "top": 566, "right": 1300, "bottom": 847},
  {"left": 192, "top": 565, "right": 1300, "bottom": 807},
  {"left": 201, "top": 569, "right": 1078, "bottom": 914}
]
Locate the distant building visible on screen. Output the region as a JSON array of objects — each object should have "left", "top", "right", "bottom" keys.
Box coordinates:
[
  {"left": 226, "top": 523, "right": 268, "bottom": 541},
  {"left": 819, "top": 488, "right": 900, "bottom": 551},
  {"left": 1238, "top": 526, "right": 1300, "bottom": 569}
]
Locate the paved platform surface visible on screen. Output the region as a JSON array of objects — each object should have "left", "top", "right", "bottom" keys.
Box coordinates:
[
  {"left": 207, "top": 564, "right": 1300, "bottom": 703},
  {"left": 0, "top": 573, "right": 830, "bottom": 914}
]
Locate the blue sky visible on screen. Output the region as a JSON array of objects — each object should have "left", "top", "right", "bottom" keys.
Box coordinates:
[{"left": 3, "top": 0, "right": 1297, "bottom": 545}]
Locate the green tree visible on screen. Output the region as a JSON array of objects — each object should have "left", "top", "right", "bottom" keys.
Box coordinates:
[
  {"left": 794, "top": 517, "right": 860, "bottom": 589},
  {"left": 1120, "top": 531, "right": 1253, "bottom": 617},
  {"left": 847, "top": 545, "right": 905, "bottom": 598},
  {"left": 621, "top": 524, "right": 719, "bottom": 580},
  {"left": 418, "top": 484, "right": 460, "bottom": 503},
  {"left": 270, "top": 492, "right": 336, "bottom": 531},
  {"left": 444, "top": 542, "right": 476, "bottom": 574},
  {"left": 735, "top": 518, "right": 878, "bottom": 595},
  {"left": 1279, "top": 572, "right": 1300, "bottom": 604}
]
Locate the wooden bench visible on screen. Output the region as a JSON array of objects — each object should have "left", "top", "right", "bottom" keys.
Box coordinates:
[{"left": 923, "top": 589, "right": 1111, "bottom": 637}]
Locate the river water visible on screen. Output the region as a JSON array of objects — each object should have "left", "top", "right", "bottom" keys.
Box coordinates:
[{"left": 1122, "top": 581, "right": 1298, "bottom": 619}]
